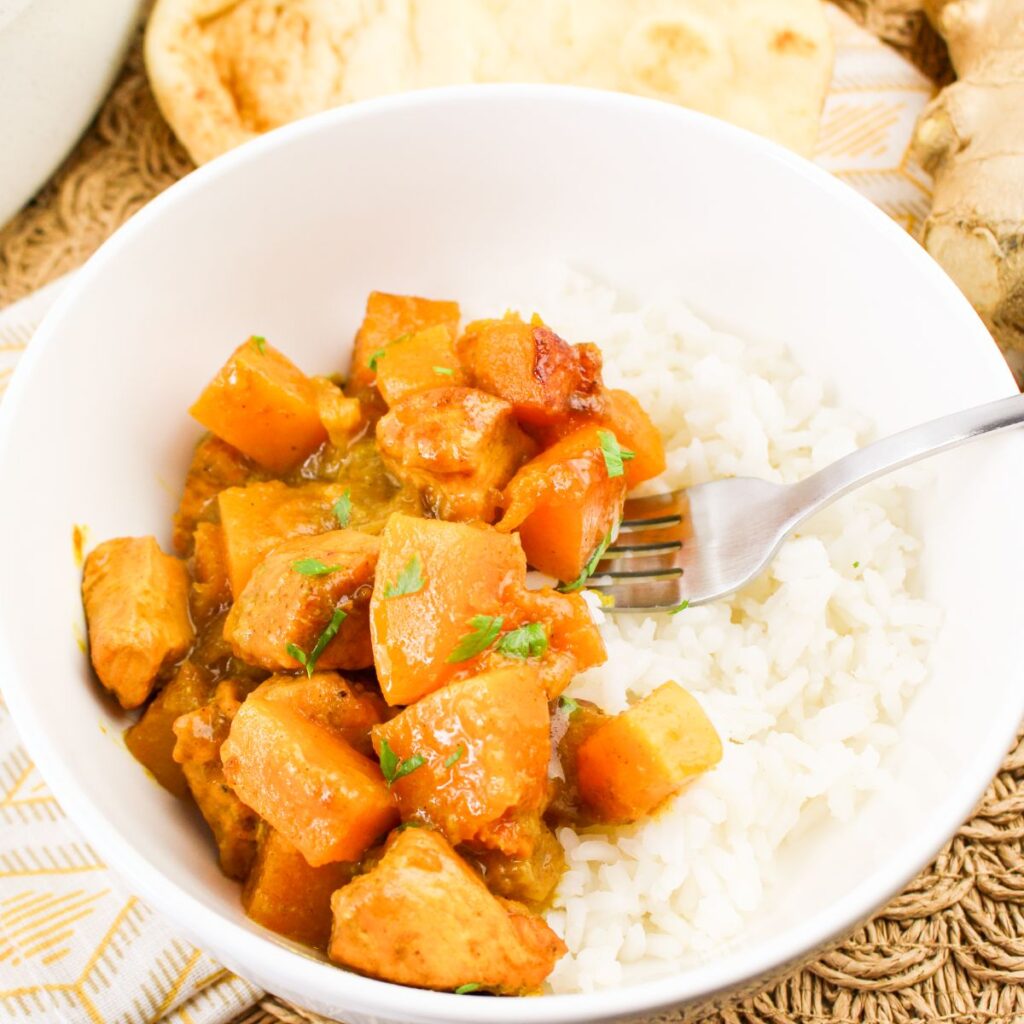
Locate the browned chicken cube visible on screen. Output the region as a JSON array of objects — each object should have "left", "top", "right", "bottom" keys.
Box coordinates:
[
  {"left": 468, "top": 820, "right": 566, "bottom": 908},
  {"left": 173, "top": 679, "right": 261, "bottom": 880},
  {"left": 223, "top": 531, "right": 379, "bottom": 672},
  {"left": 82, "top": 537, "right": 194, "bottom": 709},
  {"left": 172, "top": 434, "right": 256, "bottom": 556},
  {"left": 328, "top": 829, "right": 565, "bottom": 993},
  {"left": 376, "top": 386, "right": 535, "bottom": 522}
]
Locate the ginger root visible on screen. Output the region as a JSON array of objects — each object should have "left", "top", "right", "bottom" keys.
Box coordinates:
[{"left": 911, "top": 0, "right": 1024, "bottom": 357}]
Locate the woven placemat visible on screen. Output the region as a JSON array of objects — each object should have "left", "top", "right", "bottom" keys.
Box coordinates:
[{"left": 2, "top": 32, "right": 1023, "bottom": 1024}]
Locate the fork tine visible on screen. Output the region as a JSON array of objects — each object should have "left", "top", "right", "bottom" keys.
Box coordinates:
[
  {"left": 595, "top": 554, "right": 684, "bottom": 577},
  {"left": 621, "top": 489, "right": 686, "bottom": 525},
  {"left": 586, "top": 576, "right": 687, "bottom": 612},
  {"left": 603, "top": 539, "right": 682, "bottom": 559}
]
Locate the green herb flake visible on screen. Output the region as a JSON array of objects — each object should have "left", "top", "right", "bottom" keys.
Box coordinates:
[
  {"left": 285, "top": 642, "right": 308, "bottom": 670},
  {"left": 559, "top": 531, "right": 613, "bottom": 593},
  {"left": 558, "top": 695, "right": 580, "bottom": 716},
  {"left": 853, "top": 561, "right": 860, "bottom": 569},
  {"left": 332, "top": 489, "right": 352, "bottom": 528},
  {"left": 368, "top": 348, "right": 387, "bottom": 372},
  {"left": 496, "top": 622, "right": 548, "bottom": 660},
  {"left": 378, "top": 738, "right": 425, "bottom": 787},
  {"left": 597, "top": 429, "right": 635, "bottom": 479},
  {"left": 455, "top": 984, "right": 482, "bottom": 995},
  {"left": 292, "top": 557, "right": 341, "bottom": 577},
  {"left": 250, "top": 335, "right": 267, "bottom": 354},
  {"left": 288, "top": 607, "right": 348, "bottom": 678},
  {"left": 433, "top": 365, "right": 455, "bottom": 377},
  {"left": 395, "top": 820, "right": 426, "bottom": 832},
  {"left": 444, "top": 745, "right": 466, "bottom": 769},
  {"left": 447, "top": 614, "right": 504, "bottom": 663},
  {"left": 667, "top": 599, "right": 690, "bottom": 615},
  {"left": 384, "top": 554, "right": 424, "bottom": 599}
]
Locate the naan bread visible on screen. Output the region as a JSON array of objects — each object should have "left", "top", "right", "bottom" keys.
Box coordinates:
[{"left": 146, "top": 0, "right": 833, "bottom": 165}]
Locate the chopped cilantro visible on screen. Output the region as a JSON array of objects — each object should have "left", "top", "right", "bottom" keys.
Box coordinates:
[
  {"left": 559, "top": 531, "right": 613, "bottom": 592},
  {"left": 378, "top": 738, "right": 425, "bottom": 787},
  {"left": 368, "top": 348, "right": 386, "bottom": 371},
  {"left": 558, "top": 695, "right": 580, "bottom": 716},
  {"left": 250, "top": 335, "right": 267, "bottom": 354},
  {"left": 292, "top": 558, "right": 341, "bottom": 577},
  {"left": 444, "top": 745, "right": 466, "bottom": 769},
  {"left": 384, "top": 554, "right": 424, "bottom": 598},
  {"left": 454, "top": 984, "right": 482, "bottom": 995},
  {"left": 597, "top": 429, "right": 635, "bottom": 479},
  {"left": 433, "top": 365, "right": 455, "bottom": 377},
  {"left": 496, "top": 622, "right": 548, "bottom": 659},
  {"left": 853, "top": 561, "right": 860, "bottom": 569},
  {"left": 667, "top": 599, "right": 690, "bottom": 615},
  {"left": 287, "top": 607, "right": 348, "bottom": 677},
  {"left": 285, "top": 643, "right": 308, "bottom": 671},
  {"left": 332, "top": 489, "right": 352, "bottom": 528},
  {"left": 395, "top": 820, "right": 426, "bottom": 832},
  {"left": 447, "top": 615, "right": 503, "bottom": 663}
]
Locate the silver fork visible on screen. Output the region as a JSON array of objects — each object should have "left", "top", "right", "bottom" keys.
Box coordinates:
[{"left": 591, "top": 392, "right": 1024, "bottom": 612}]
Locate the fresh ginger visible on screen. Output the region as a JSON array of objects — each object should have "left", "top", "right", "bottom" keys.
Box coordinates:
[{"left": 910, "top": 0, "right": 1024, "bottom": 359}]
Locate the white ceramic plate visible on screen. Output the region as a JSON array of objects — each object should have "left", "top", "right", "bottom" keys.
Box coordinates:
[{"left": 0, "top": 87, "right": 1021, "bottom": 1024}]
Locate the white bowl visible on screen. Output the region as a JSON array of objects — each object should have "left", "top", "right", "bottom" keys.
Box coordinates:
[
  {"left": 0, "top": 87, "right": 1021, "bottom": 1024},
  {"left": 0, "top": 0, "right": 143, "bottom": 229}
]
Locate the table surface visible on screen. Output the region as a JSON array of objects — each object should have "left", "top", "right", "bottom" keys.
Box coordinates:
[{"left": 1, "top": 30, "right": 1022, "bottom": 1024}]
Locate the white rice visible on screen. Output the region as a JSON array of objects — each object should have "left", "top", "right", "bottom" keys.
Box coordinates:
[{"left": 477, "top": 270, "right": 939, "bottom": 993}]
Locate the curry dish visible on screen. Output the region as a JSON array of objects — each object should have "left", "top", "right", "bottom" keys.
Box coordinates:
[{"left": 81, "top": 292, "right": 723, "bottom": 995}]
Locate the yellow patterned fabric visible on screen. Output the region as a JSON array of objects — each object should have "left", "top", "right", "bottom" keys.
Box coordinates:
[{"left": 0, "top": 7, "right": 935, "bottom": 1023}]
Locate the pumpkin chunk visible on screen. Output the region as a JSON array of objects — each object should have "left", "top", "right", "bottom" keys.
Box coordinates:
[
  {"left": 190, "top": 522, "right": 231, "bottom": 628},
  {"left": 372, "top": 666, "right": 549, "bottom": 855},
  {"left": 223, "top": 530, "right": 379, "bottom": 672},
  {"left": 82, "top": 537, "right": 194, "bottom": 709},
  {"left": 376, "top": 386, "right": 534, "bottom": 522},
  {"left": 221, "top": 694, "right": 398, "bottom": 866},
  {"left": 498, "top": 425, "right": 626, "bottom": 583},
  {"left": 190, "top": 338, "right": 327, "bottom": 473},
  {"left": 457, "top": 314, "right": 603, "bottom": 426},
  {"left": 575, "top": 682, "right": 723, "bottom": 823},
  {"left": 328, "top": 829, "right": 565, "bottom": 993},
  {"left": 374, "top": 325, "right": 466, "bottom": 406}
]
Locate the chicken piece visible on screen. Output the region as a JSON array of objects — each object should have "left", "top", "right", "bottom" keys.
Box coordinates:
[
  {"left": 457, "top": 314, "right": 603, "bottom": 426},
  {"left": 221, "top": 693, "right": 398, "bottom": 866},
  {"left": 374, "top": 325, "right": 466, "bottom": 406},
  {"left": 125, "top": 661, "right": 212, "bottom": 799},
  {"left": 370, "top": 515, "right": 525, "bottom": 705},
  {"left": 372, "top": 666, "right": 549, "bottom": 856},
  {"left": 173, "top": 679, "right": 261, "bottom": 879},
  {"left": 498, "top": 425, "right": 627, "bottom": 583},
  {"left": 328, "top": 829, "right": 565, "bottom": 993},
  {"left": 82, "top": 537, "right": 194, "bottom": 709},
  {"left": 376, "top": 386, "right": 535, "bottom": 522},
  {"left": 243, "top": 826, "right": 355, "bottom": 948},
  {"left": 348, "top": 291, "right": 461, "bottom": 396},
  {"left": 576, "top": 682, "right": 723, "bottom": 823},
  {"left": 190, "top": 337, "right": 327, "bottom": 473},
  {"left": 255, "top": 672, "right": 387, "bottom": 758},
  {"left": 223, "top": 530, "right": 378, "bottom": 672},
  {"left": 544, "top": 698, "right": 609, "bottom": 829},
  {"left": 172, "top": 434, "right": 256, "bottom": 556},
  {"left": 190, "top": 522, "right": 231, "bottom": 629},
  {"left": 468, "top": 819, "right": 566, "bottom": 908}
]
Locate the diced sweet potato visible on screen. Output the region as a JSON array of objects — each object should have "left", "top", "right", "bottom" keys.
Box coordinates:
[
  {"left": 376, "top": 386, "right": 535, "bottom": 522},
  {"left": 172, "top": 435, "right": 256, "bottom": 556},
  {"left": 575, "top": 682, "right": 723, "bottom": 823},
  {"left": 329, "top": 829, "right": 565, "bottom": 993},
  {"left": 221, "top": 694, "right": 398, "bottom": 866},
  {"left": 125, "top": 661, "right": 212, "bottom": 799},
  {"left": 217, "top": 480, "right": 351, "bottom": 597},
  {"left": 348, "top": 291, "right": 461, "bottom": 395},
  {"left": 243, "top": 826, "right": 354, "bottom": 947},
  {"left": 372, "top": 666, "right": 549, "bottom": 855},
  {"left": 374, "top": 325, "right": 466, "bottom": 406},
  {"left": 190, "top": 338, "right": 327, "bottom": 473},
  {"left": 457, "top": 314, "right": 603, "bottom": 426},
  {"left": 534, "top": 389, "right": 666, "bottom": 489},
  {"left": 498, "top": 425, "right": 627, "bottom": 583},
  {"left": 369, "top": 515, "right": 526, "bottom": 705},
  {"left": 173, "top": 679, "right": 261, "bottom": 879},
  {"left": 468, "top": 819, "right": 566, "bottom": 907},
  {"left": 312, "top": 377, "right": 363, "bottom": 447},
  {"left": 255, "top": 672, "right": 387, "bottom": 758},
  {"left": 223, "top": 530, "right": 379, "bottom": 672},
  {"left": 82, "top": 537, "right": 194, "bottom": 709},
  {"left": 190, "top": 522, "right": 231, "bottom": 628}
]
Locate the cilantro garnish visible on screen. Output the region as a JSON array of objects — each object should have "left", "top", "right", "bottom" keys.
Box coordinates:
[
  {"left": 291, "top": 558, "right": 341, "bottom": 577},
  {"left": 433, "top": 366, "right": 455, "bottom": 377},
  {"left": 368, "top": 348, "right": 386, "bottom": 371},
  {"left": 378, "top": 738, "right": 426, "bottom": 787},
  {"left": 332, "top": 489, "right": 352, "bottom": 528},
  {"left": 444, "top": 745, "right": 466, "bottom": 769},
  {"left": 558, "top": 531, "right": 613, "bottom": 593},
  {"left": 667, "top": 599, "right": 689, "bottom": 615},
  {"left": 558, "top": 695, "right": 580, "bottom": 716},
  {"left": 496, "top": 622, "right": 548, "bottom": 659},
  {"left": 454, "top": 984, "right": 482, "bottom": 995},
  {"left": 384, "top": 554, "right": 424, "bottom": 598},
  {"left": 251, "top": 335, "right": 267, "bottom": 355},
  {"left": 447, "top": 615, "right": 503, "bottom": 663},
  {"left": 286, "top": 607, "right": 347, "bottom": 677},
  {"left": 597, "top": 429, "right": 635, "bottom": 479}
]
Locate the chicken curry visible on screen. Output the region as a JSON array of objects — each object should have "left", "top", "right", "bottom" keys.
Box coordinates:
[{"left": 81, "top": 292, "right": 723, "bottom": 995}]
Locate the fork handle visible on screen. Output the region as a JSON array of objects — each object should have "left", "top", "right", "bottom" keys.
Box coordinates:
[{"left": 787, "top": 391, "right": 1024, "bottom": 524}]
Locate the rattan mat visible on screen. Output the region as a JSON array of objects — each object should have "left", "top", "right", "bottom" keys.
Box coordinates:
[{"left": 1, "top": 35, "right": 1023, "bottom": 1024}]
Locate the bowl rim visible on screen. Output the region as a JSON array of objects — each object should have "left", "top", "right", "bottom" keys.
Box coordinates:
[{"left": 1, "top": 83, "right": 1021, "bottom": 1023}]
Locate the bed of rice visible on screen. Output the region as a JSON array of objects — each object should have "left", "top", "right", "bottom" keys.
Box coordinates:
[{"left": 480, "top": 271, "right": 940, "bottom": 994}]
